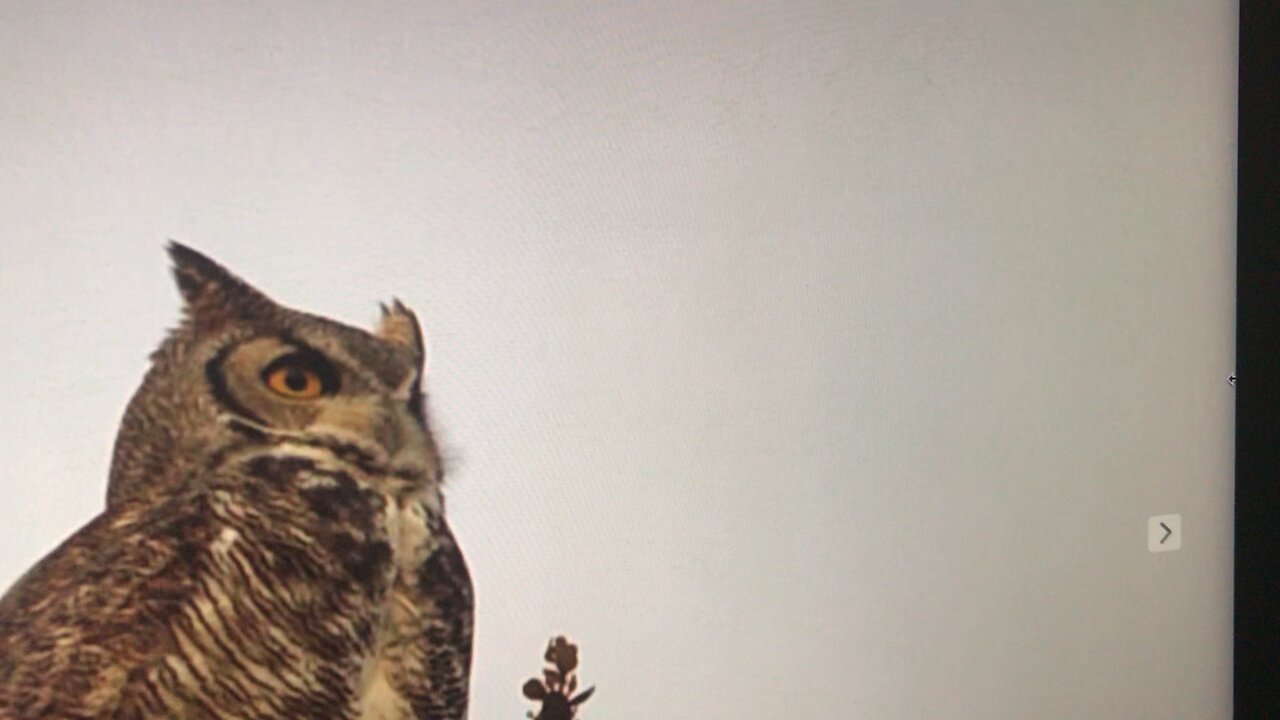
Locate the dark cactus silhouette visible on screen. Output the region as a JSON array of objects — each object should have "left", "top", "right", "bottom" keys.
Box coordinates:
[{"left": 522, "top": 636, "right": 595, "bottom": 720}]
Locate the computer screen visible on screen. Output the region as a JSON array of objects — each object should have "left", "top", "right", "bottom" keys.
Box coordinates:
[{"left": 0, "top": 2, "right": 1236, "bottom": 718}]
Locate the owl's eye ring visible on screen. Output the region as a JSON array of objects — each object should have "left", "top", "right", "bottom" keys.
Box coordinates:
[{"left": 261, "top": 352, "right": 339, "bottom": 400}]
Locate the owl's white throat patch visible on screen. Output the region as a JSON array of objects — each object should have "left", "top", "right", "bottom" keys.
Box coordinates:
[{"left": 356, "top": 475, "right": 439, "bottom": 719}]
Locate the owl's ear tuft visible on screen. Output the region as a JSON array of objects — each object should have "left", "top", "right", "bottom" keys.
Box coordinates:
[
  {"left": 376, "top": 298, "right": 426, "bottom": 369},
  {"left": 167, "top": 241, "right": 272, "bottom": 322}
]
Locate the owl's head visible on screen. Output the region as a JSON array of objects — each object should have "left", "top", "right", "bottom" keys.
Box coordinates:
[{"left": 106, "top": 243, "right": 438, "bottom": 506}]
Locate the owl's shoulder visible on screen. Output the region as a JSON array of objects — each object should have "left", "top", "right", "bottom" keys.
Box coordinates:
[
  {"left": 0, "top": 473, "right": 388, "bottom": 717},
  {"left": 0, "top": 491, "right": 228, "bottom": 716}
]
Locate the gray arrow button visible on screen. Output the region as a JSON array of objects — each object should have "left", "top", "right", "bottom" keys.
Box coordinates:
[{"left": 1149, "top": 514, "right": 1182, "bottom": 553}]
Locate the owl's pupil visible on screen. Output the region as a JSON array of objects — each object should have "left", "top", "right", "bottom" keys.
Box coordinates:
[{"left": 284, "top": 370, "right": 309, "bottom": 392}]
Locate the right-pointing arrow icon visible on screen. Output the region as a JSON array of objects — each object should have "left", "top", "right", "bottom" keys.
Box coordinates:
[{"left": 1149, "top": 514, "right": 1182, "bottom": 553}]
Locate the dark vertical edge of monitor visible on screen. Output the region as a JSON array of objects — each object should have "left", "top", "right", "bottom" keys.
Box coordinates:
[{"left": 1235, "top": 1, "right": 1280, "bottom": 716}]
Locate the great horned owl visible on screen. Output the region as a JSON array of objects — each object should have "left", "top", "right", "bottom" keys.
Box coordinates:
[{"left": 0, "top": 244, "right": 473, "bottom": 719}]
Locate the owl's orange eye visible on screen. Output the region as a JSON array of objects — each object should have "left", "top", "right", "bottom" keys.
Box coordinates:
[
  {"left": 264, "top": 366, "right": 323, "bottom": 399},
  {"left": 261, "top": 351, "right": 338, "bottom": 400}
]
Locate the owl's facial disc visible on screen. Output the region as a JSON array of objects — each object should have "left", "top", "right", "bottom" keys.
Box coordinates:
[{"left": 206, "top": 335, "right": 418, "bottom": 460}]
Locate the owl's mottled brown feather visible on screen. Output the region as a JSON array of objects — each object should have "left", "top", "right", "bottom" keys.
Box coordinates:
[{"left": 2, "top": 454, "right": 471, "bottom": 718}]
